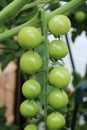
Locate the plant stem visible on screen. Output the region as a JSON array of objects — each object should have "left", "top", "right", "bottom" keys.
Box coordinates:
[
  {"left": 65, "top": 35, "right": 76, "bottom": 72},
  {"left": 0, "top": 0, "right": 29, "bottom": 23},
  {"left": 46, "top": 0, "right": 86, "bottom": 21},
  {"left": 0, "top": 12, "right": 40, "bottom": 41},
  {"left": 0, "top": 0, "right": 86, "bottom": 41},
  {"left": 21, "top": 0, "right": 54, "bottom": 11},
  {"left": 41, "top": 9, "right": 49, "bottom": 129}
]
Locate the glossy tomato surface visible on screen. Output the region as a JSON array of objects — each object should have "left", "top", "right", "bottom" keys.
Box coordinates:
[
  {"left": 48, "top": 66, "right": 70, "bottom": 88},
  {"left": 48, "top": 89, "right": 68, "bottom": 109},
  {"left": 22, "top": 79, "right": 41, "bottom": 99},
  {"left": 47, "top": 112, "right": 66, "bottom": 130},
  {"left": 48, "top": 15, "right": 71, "bottom": 36},
  {"left": 20, "top": 51, "right": 42, "bottom": 74},
  {"left": 18, "top": 26, "right": 42, "bottom": 49},
  {"left": 20, "top": 100, "right": 39, "bottom": 118},
  {"left": 49, "top": 40, "right": 68, "bottom": 59}
]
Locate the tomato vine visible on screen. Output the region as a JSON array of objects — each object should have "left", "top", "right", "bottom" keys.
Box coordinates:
[
  {"left": 0, "top": 0, "right": 86, "bottom": 41},
  {"left": 40, "top": 8, "right": 49, "bottom": 129}
]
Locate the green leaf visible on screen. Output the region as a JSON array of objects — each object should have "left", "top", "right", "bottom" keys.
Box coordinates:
[
  {"left": 2, "top": 39, "right": 19, "bottom": 50},
  {"left": 0, "top": 106, "right": 6, "bottom": 116},
  {"left": 1, "top": 54, "right": 14, "bottom": 70},
  {"left": 9, "top": 125, "right": 19, "bottom": 130},
  {"left": 0, "top": 125, "right": 8, "bottom": 130},
  {"left": 14, "top": 49, "right": 25, "bottom": 58},
  {"left": 16, "top": 7, "right": 38, "bottom": 24}
]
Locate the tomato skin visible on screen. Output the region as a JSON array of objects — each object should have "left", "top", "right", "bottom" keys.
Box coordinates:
[
  {"left": 20, "top": 51, "right": 42, "bottom": 74},
  {"left": 75, "top": 11, "right": 86, "bottom": 22},
  {"left": 47, "top": 112, "right": 66, "bottom": 130},
  {"left": 48, "top": 66, "right": 70, "bottom": 88},
  {"left": 22, "top": 79, "right": 41, "bottom": 99},
  {"left": 48, "top": 15, "right": 71, "bottom": 36},
  {"left": 20, "top": 100, "right": 39, "bottom": 118},
  {"left": 49, "top": 40, "right": 68, "bottom": 59},
  {"left": 18, "top": 26, "right": 42, "bottom": 49},
  {"left": 48, "top": 89, "right": 68, "bottom": 109},
  {"left": 24, "top": 124, "right": 38, "bottom": 130}
]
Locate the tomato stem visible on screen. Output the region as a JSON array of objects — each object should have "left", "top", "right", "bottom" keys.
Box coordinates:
[
  {"left": 0, "top": 0, "right": 86, "bottom": 41},
  {"left": 0, "top": 0, "right": 29, "bottom": 23},
  {"left": 21, "top": 0, "right": 55, "bottom": 11},
  {"left": 0, "top": 12, "right": 40, "bottom": 41},
  {"left": 41, "top": 9, "right": 49, "bottom": 129},
  {"left": 46, "top": 0, "right": 86, "bottom": 21}
]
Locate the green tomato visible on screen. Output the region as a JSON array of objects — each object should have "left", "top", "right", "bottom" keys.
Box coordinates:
[
  {"left": 18, "top": 26, "right": 42, "bottom": 49},
  {"left": 75, "top": 11, "right": 86, "bottom": 22},
  {"left": 47, "top": 112, "right": 66, "bottom": 130},
  {"left": 48, "top": 15, "right": 71, "bottom": 36},
  {"left": 48, "top": 89, "right": 68, "bottom": 109},
  {"left": 49, "top": 40, "right": 68, "bottom": 59},
  {"left": 20, "top": 100, "right": 39, "bottom": 118},
  {"left": 22, "top": 79, "right": 41, "bottom": 99},
  {"left": 20, "top": 51, "right": 42, "bottom": 74},
  {"left": 48, "top": 66, "right": 70, "bottom": 88},
  {"left": 24, "top": 124, "right": 38, "bottom": 130}
]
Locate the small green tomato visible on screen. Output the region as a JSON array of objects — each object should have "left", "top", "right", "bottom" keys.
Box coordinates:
[
  {"left": 48, "top": 66, "right": 70, "bottom": 88},
  {"left": 20, "top": 51, "right": 42, "bottom": 74},
  {"left": 49, "top": 40, "right": 68, "bottom": 59},
  {"left": 22, "top": 79, "right": 41, "bottom": 99},
  {"left": 48, "top": 15, "right": 71, "bottom": 36},
  {"left": 18, "top": 26, "right": 42, "bottom": 49}
]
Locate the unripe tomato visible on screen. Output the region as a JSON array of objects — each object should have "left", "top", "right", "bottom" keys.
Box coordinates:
[
  {"left": 18, "top": 26, "right": 42, "bottom": 49},
  {"left": 49, "top": 40, "right": 68, "bottom": 59},
  {"left": 48, "top": 66, "right": 70, "bottom": 88},
  {"left": 75, "top": 11, "right": 86, "bottom": 22},
  {"left": 48, "top": 89, "right": 68, "bottom": 109},
  {"left": 48, "top": 15, "right": 71, "bottom": 36},
  {"left": 20, "top": 51, "right": 42, "bottom": 74},
  {"left": 20, "top": 100, "right": 39, "bottom": 118},
  {"left": 47, "top": 112, "right": 66, "bottom": 130},
  {"left": 24, "top": 124, "right": 38, "bottom": 130},
  {"left": 22, "top": 79, "right": 41, "bottom": 99}
]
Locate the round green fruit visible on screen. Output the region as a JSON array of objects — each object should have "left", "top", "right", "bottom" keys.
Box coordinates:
[
  {"left": 20, "top": 100, "right": 39, "bottom": 118},
  {"left": 18, "top": 26, "right": 42, "bottom": 49},
  {"left": 48, "top": 66, "right": 70, "bottom": 88},
  {"left": 48, "top": 89, "right": 68, "bottom": 109},
  {"left": 48, "top": 15, "right": 71, "bottom": 36},
  {"left": 75, "top": 11, "right": 86, "bottom": 22},
  {"left": 24, "top": 124, "right": 38, "bottom": 130},
  {"left": 49, "top": 40, "right": 68, "bottom": 59},
  {"left": 22, "top": 79, "right": 41, "bottom": 99},
  {"left": 47, "top": 112, "right": 66, "bottom": 130},
  {"left": 20, "top": 51, "right": 42, "bottom": 74}
]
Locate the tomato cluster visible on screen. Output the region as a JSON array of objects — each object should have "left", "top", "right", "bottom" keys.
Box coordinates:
[
  {"left": 46, "top": 15, "right": 71, "bottom": 130},
  {"left": 18, "top": 27, "right": 42, "bottom": 129},
  {"left": 18, "top": 14, "right": 71, "bottom": 130}
]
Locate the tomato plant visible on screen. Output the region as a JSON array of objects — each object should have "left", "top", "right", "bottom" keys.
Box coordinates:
[
  {"left": 20, "top": 51, "right": 42, "bottom": 74},
  {"left": 18, "top": 26, "right": 42, "bottom": 49},
  {"left": 22, "top": 79, "right": 41, "bottom": 99},
  {"left": 48, "top": 15, "right": 71, "bottom": 36},
  {"left": 20, "top": 100, "right": 39, "bottom": 118},
  {"left": 24, "top": 124, "right": 38, "bottom": 130},
  {"left": 49, "top": 40, "right": 68, "bottom": 59},
  {"left": 0, "top": 0, "right": 86, "bottom": 130},
  {"left": 48, "top": 89, "right": 68, "bottom": 109},
  {"left": 47, "top": 112, "right": 66, "bottom": 130},
  {"left": 48, "top": 66, "right": 70, "bottom": 88}
]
